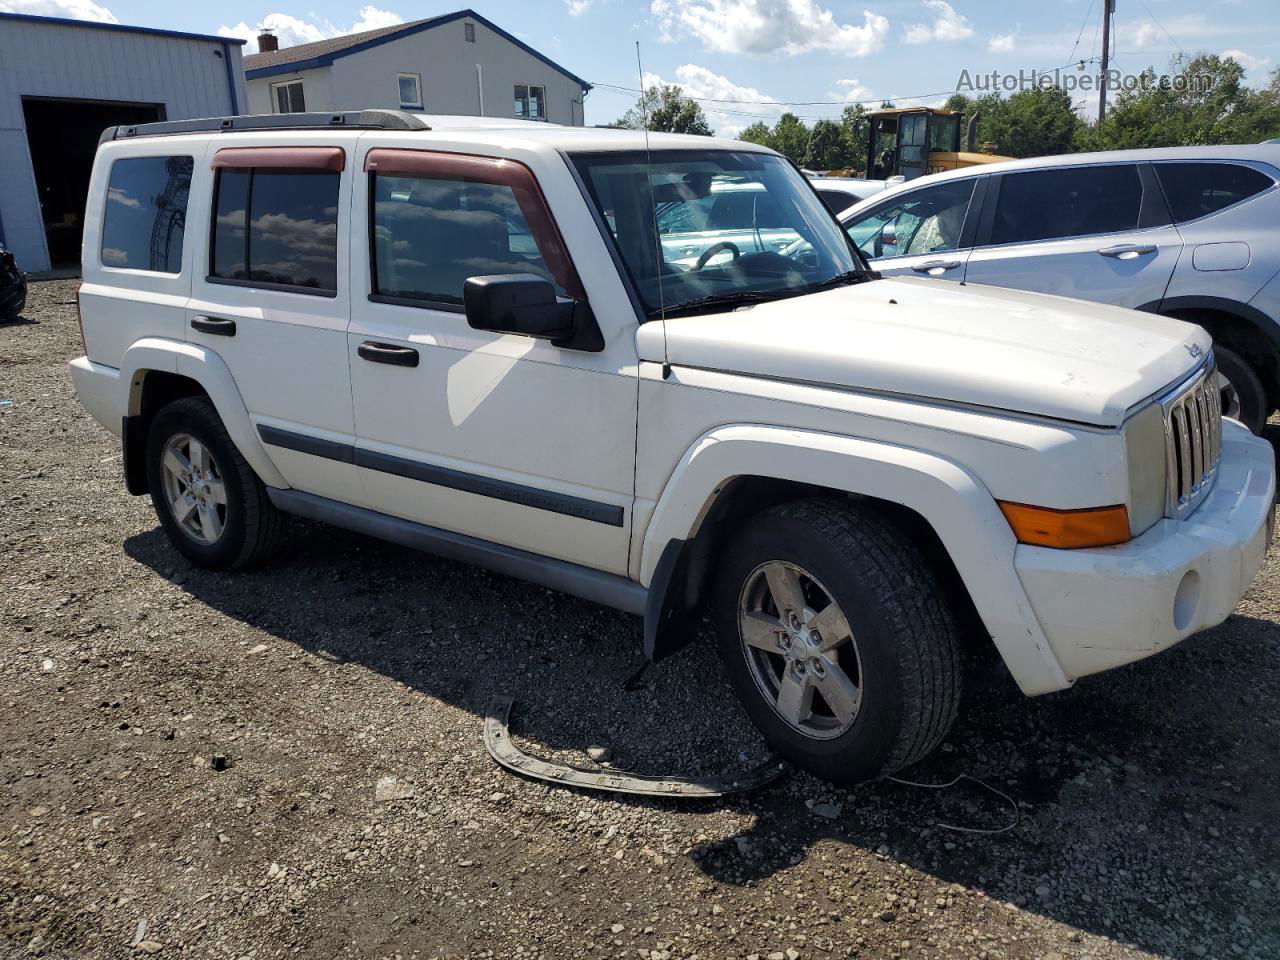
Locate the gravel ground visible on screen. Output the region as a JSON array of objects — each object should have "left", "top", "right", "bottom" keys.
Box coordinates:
[{"left": 2, "top": 278, "right": 1279, "bottom": 960}]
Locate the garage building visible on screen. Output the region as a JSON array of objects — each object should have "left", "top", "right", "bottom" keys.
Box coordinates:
[{"left": 0, "top": 13, "right": 247, "bottom": 273}]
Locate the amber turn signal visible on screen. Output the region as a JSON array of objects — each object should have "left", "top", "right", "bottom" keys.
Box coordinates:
[{"left": 998, "top": 501, "right": 1131, "bottom": 549}]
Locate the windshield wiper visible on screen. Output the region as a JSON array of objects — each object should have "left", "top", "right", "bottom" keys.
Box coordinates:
[
  {"left": 806, "top": 269, "right": 880, "bottom": 292},
  {"left": 658, "top": 289, "right": 805, "bottom": 318}
]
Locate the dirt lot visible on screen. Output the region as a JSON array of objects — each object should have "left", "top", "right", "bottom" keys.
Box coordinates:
[{"left": 2, "top": 278, "right": 1279, "bottom": 960}]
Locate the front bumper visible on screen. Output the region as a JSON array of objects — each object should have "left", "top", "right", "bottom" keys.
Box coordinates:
[{"left": 1015, "top": 419, "right": 1274, "bottom": 683}]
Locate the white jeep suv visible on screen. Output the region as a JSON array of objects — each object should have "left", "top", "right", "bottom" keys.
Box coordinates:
[{"left": 69, "top": 111, "right": 1275, "bottom": 784}]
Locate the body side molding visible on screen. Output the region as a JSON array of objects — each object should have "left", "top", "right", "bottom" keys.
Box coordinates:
[
  {"left": 267, "top": 489, "right": 646, "bottom": 615},
  {"left": 257, "top": 424, "right": 624, "bottom": 526}
]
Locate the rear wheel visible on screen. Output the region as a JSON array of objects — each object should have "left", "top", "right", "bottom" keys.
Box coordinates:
[
  {"left": 1212, "top": 344, "right": 1267, "bottom": 434},
  {"left": 145, "top": 396, "right": 283, "bottom": 570},
  {"left": 713, "top": 499, "right": 961, "bottom": 785}
]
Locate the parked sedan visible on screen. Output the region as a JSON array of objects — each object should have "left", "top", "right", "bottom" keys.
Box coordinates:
[{"left": 836, "top": 146, "right": 1280, "bottom": 431}]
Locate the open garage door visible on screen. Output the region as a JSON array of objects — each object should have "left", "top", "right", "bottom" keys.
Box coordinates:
[{"left": 22, "top": 97, "right": 163, "bottom": 269}]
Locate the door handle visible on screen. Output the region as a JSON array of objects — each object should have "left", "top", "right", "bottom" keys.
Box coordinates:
[
  {"left": 912, "top": 259, "right": 962, "bottom": 273},
  {"left": 1097, "top": 243, "right": 1156, "bottom": 259},
  {"left": 191, "top": 315, "right": 236, "bottom": 336},
  {"left": 358, "top": 341, "right": 419, "bottom": 368}
]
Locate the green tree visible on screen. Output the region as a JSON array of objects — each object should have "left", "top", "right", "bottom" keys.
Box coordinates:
[
  {"left": 838, "top": 104, "right": 869, "bottom": 171},
  {"left": 940, "top": 89, "right": 1081, "bottom": 158},
  {"left": 615, "top": 84, "right": 713, "bottom": 136},
  {"left": 983, "top": 87, "right": 1083, "bottom": 157},
  {"left": 737, "top": 121, "right": 775, "bottom": 149},
  {"left": 803, "top": 119, "right": 846, "bottom": 170},
  {"left": 770, "top": 112, "right": 810, "bottom": 164},
  {"left": 1081, "top": 54, "right": 1280, "bottom": 150}
]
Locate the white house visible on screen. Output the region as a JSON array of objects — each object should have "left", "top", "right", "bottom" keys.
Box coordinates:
[
  {"left": 0, "top": 13, "right": 247, "bottom": 273},
  {"left": 243, "top": 10, "right": 591, "bottom": 127}
]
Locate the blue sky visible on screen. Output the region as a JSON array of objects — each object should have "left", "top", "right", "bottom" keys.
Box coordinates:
[{"left": 4, "top": 0, "right": 1277, "bottom": 134}]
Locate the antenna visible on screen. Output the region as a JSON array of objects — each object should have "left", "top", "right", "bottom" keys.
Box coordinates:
[{"left": 636, "top": 41, "right": 667, "bottom": 324}]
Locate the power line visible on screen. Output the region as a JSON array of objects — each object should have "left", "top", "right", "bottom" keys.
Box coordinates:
[
  {"left": 1134, "top": 0, "right": 1184, "bottom": 56},
  {"left": 1068, "top": 0, "right": 1097, "bottom": 66}
]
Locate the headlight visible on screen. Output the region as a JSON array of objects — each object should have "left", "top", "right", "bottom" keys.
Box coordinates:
[{"left": 1124, "top": 402, "right": 1168, "bottom": 536}]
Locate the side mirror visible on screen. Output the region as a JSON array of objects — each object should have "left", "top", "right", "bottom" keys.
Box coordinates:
[
  {"left": 463, "top": 274, "right": 577, "bottom": 343},
  {"left": 881, "top": 220, "right": 898, "bottom": 249}
]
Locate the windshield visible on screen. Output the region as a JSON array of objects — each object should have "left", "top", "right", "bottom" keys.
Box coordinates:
[{"left": 572, "top": 150, "right": 866, "bottom": 317}]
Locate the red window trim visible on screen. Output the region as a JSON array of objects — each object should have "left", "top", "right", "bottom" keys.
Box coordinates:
[
  {"left": 212, "top": 146, "right": 345, "bottom": 172},
  {"left": 363, "top": 148, "right": 585, "bottom": 301}
]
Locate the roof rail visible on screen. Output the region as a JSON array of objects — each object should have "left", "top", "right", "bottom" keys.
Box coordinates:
[{"left": 99, "top": 110, "right": 430, "bottom": 145}]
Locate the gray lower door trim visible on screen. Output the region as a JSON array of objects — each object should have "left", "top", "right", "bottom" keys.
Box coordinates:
[
  {"left": 267, "top": 489, "right": 647, "bottom": 615},
  {"left": 257, "top": 424, "right": 624, "bottom": 527}
]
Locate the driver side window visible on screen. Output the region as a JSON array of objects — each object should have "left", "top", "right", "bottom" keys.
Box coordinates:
[{"left": 848, "top": 179, "right": 976, "bottom": 260}]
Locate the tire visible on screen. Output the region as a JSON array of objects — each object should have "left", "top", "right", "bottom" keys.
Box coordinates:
[
  {"left": 145, "top": 396, "right": 283, "bottom": 570},
  {"left": 1212, "top": 344, "right": 1267, "bottom": 434},
  {"left": 713, "top": 498, "right": 961, "bottom": 785}
]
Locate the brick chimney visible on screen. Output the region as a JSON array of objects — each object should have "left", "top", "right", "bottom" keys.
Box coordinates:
[{"left": 257, "top": 29, "right": 279, "bottom": 53}]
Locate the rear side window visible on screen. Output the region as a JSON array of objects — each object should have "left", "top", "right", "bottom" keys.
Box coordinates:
[
  {"left": 101, "top": 155, "right": 193, "bottom": 272},
  {"left": 991, "top": 165, "right": 1143, "bottom": 245},
  {"left": 370, "top": 175, "right": 565, "bottom": 306},
  {"left": 1155, "top": 162, "right": 1273, "bottom": 223},
  {"left": 210, "top": 168, "right": 339, "bottom": 293}
]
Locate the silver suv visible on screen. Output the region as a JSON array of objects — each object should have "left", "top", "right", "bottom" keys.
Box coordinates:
[{"left": 837, "top": 146, "right": 1280, "bottom": 431}]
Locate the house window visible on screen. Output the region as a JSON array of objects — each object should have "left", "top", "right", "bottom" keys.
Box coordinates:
[
  {"left": 272, "top": 80, "right": 306, "bottom": 114},
  {"left": 514, "top": 84, "right": 546, "bottom": 121},
  {"left": 398, "top": 73, "right": 422, "bottom": 110},
  {"left": 464, "top": 21, "right": 475, "bottom": 42}
]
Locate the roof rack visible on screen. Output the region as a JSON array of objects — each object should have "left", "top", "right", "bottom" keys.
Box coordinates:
[{"left": 99, "top": 110, "right": 430, "bottom": 145}]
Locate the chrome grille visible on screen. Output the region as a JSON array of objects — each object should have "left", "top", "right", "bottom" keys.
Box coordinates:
[{"left": 1163, "top": 357, "right": 1222, "bottom": 520}]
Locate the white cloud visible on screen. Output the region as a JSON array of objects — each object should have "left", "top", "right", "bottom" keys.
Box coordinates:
[
  {"left": 106, "top": 186, "right": 139, "bottom": 208},
  {"left": 988, "top": 32, "right": 1015, "bottom": 53},
  {"left": 829, "top": 78, "right": 872, "bottom": 103},
  {"left": 0, "top": 0, "right": 117, "bottom": 21},
  {"left": 904, "top": 0, "right": 973, "bottom": 44},
  {"left": 1222, "top": 48, "right": 1270, "bottom": 73},
  {"left": 219, "top": 5, "right": 403, "bottom": 52},
  {"left": 644, "top": 63, "right": 783, "bottom": 137},
  {"left": 566, "top": 0, "right": 591, "bottom": 14},
  {"left": 650, "top": 0, "right": 889, "bottom": 57}
]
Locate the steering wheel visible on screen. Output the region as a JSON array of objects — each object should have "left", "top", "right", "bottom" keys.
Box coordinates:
[{"left": 694, "top": 241, "right": 741, "bottom": 271}]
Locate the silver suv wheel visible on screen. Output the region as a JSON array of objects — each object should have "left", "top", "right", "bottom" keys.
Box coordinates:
[
  {"left": 738, "top": 560, "right": 863, "bottom": 740},
  {"left": 160, "top": 432, "right": 227, "bottom": 545}
]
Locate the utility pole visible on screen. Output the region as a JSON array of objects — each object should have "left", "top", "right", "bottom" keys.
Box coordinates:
[{"left": 1098, "top": 0, "right": 1114, "bottom": 122}]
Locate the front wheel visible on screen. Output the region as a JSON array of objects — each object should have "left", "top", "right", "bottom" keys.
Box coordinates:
[
  {"left": 713, "top": 499, "right": 961, "bottom": 784},
  {"left": 145, "top": 396, "right": 283, "bottom": 570}
]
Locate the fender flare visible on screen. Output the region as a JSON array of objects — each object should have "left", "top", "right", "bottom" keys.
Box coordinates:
[
  {"left": 119, "top": 338, "right": 288, "bottom": 490},
  {"left": 638, "top": 424, "right": 1071, "bottom": 696}
]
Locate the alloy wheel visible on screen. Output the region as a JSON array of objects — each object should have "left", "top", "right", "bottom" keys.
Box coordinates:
[
  {"left": 159, "top": 433, "right": 227, "bottom": 545},
  {"left": 738, "top": 560, "right": 863, "bottom": 740}
]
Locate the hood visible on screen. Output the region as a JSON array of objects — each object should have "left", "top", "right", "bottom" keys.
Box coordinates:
[{"left": 658, "top": 277, "right": 1209, "bottom": 426}]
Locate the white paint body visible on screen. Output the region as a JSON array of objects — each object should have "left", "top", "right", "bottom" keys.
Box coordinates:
[{"left": 70, "top": 118, "right": 1275, "bottom": 699}]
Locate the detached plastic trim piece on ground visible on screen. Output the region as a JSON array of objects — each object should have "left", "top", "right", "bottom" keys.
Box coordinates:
[{"left": 484, "top": 695, "right": 788, "bottom": 798}]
